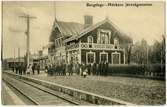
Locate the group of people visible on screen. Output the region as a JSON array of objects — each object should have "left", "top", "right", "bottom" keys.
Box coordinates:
[
  {"left": 47, "top": 63, "right": 66, "bottom": 76},
  {"left": 77, "top": 61, "right": 109, "bottom": 77},
  {"left": 27, "top": 63, "right": 40, "bottom": 75},
  {"left": 12, "top": 63, "right": 40, "bottom": 75},
  {"left": 46, "top": 61, "right": 109, "bottom": 77},
  {"left": 12, "top": 63, "right": 26, "bottom": 75},
  {"left": 11, "top": 61, "right": 109, "bottom": 77}
]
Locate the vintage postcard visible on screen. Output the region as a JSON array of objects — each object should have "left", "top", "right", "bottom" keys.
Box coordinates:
[{"left": 1, "top": 1, "right": 165, "bottom": 105}]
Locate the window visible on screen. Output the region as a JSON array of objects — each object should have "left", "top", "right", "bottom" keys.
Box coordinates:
[
  {"left": 100, "top": 52, "right": 108, "bottom": 63},
  {"left": 86, "top": 52, "right": 95, "bottom": 64},
  {"left": 98, "top": 29, "right": 111, "bottom": 44},
  {"left": 114, "top": 38, "right": 119, "bottom": 49},
  {"left": 101, "top": 33, "right": 106, "bottom": 44},
  {"left": 114, "top": 38, "right": 119, "bottom": 45},
  {"left": 59, "top": 39, "right": 62, "bottom": 46},
  {"left": 87, "top": 36, "right": 93, "bottom": 43},
  {"left": 57, "top": 39, "right": 60, "bottom": 47},
  {"left": 55, "top": 37, "right": 64, "bottom": 47},
  {"left": 55, "top": 40, "right": 58, "bottom": 47}
]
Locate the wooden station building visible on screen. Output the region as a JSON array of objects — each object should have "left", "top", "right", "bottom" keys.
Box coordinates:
[{"left": 48, "top": 15, "right": 132, "bottom": 65}]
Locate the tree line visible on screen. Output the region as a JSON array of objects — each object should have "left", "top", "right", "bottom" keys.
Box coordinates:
[{"left": 127, "top": 35, "right": 165, "bottom": 65}]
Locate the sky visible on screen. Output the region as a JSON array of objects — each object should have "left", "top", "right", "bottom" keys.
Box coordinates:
[{"left": 2, "top": 1, "right": 165, "bottom": 58}]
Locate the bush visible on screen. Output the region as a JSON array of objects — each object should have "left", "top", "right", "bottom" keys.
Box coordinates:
[
  {"left": 108, "top": 64, "right": 144, "bottom": 75},
  {"left": 107, "top": 64, "right": 165, "bottom": 77}
]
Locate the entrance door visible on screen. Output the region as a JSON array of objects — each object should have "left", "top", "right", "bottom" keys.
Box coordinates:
[{"left": 112, "top": 52, "right": 120, "bottom": 64}]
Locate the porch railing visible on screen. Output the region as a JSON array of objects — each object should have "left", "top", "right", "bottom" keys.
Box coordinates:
[
  {"left": 66, "top": 43, "right": 122, "bottom": 50},
  {"left": 80, "top": 43, "right": 115, "bottom": 50}
]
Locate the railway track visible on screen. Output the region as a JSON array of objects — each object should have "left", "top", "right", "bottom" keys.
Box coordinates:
[{"left": 3, "top": 74, "right": 93, "bottom": 105}]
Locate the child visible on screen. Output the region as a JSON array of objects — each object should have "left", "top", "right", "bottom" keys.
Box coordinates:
[{"left": 83, "top": 67, "right": 88, "bottom": 78}]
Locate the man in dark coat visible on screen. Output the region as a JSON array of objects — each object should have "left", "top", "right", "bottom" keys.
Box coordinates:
[
  {"left": 37, "top": 64, "right": 40, "bottom": 74},
  {"left": 102, "top": 61, "right": 105, "bottom": 76},
  {"left": 92, "top": 63, "right": 96, "bottom": 75},
  {"left": 15, "top": 64, "right": 18, "bottom": 74},
  {"left": 23, "top": 63, "right": 26, "bottom": 75},
  {"left": 76, "top": 62, "right": 80, "bottom": 75},
  {"left": 90, "top": 63, "right": 94, "bottom": 75},
  {"left": 47, "top": 65, "right": 51, "bottom": 76},
  {"left": 12, "top": 64, "right": 15, "bottom": 72},
  {"left": 80, "top": 63, "right": 84, "bottom": 76},
  {"left": 104, "top": 61, "right": 109, "bottom": 76},
  {"left": 20, "top": 63, "right": 24, "bottom": 75},
  {"left": 62, "top": 63, "right": 66, "bottom": 76},
  {"left": 87, "top": 63, "right": 91, "bottom": 75},
  {"left": 18, "top": 63, "right": 22, "bottom": 75},
  {"left": 98, "top": 62, "right": 101, "bottom": 76},
  {"left": 69, "top": 63, "right": 73, "bottom": 76},
  {"left": 52, "top": 64, "right": 56, "bottom": 76},
  {"left": 32, "top": 64, "right": 35, "bottom": 75}
]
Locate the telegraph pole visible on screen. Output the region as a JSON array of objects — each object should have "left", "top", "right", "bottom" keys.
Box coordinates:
[
  {"left": 14, "top": 48, "right": 15, "bottom": 69},
  {"left": 18, "top": 47, "right": 20, "bottom": 62},
  {"left": 146, "top": 45, "right": 149, "bottom": 65},
  {"left": 19, "top": 14, "right": 36, "bottom": 70}
]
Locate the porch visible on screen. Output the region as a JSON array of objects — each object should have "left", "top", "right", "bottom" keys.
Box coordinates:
[
  {"left": 66, "top": 43, "right": 126, "bottom": 64},
  {"left": 66, "top": 43, "right": 124, "bottom": 51}
]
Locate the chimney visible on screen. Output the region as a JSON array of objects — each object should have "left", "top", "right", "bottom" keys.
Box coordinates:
[{"left": 84, "top": 15, "right": 93, "bottom": 28}]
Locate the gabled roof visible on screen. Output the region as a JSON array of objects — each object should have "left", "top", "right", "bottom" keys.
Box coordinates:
[
  {"left": 52, "top": 18, "right": 84, "bottom": 37},
  {"left": 57, "top": 21, "right": 84, "bottom": 36},
  {"left": 64, "top": 18, "right": 132, "bottom": 43}
]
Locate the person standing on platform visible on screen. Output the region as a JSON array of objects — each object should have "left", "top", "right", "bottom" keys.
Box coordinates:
[
  {"left": 18, "top": 63, "right": 22, "bottom": 75},
  {"left": 45, "top": 65, "right": 48, "bottom": 73},
  {"left": 92, "top": 63, "right": 96, "bottom": 75},
  {"left": 37, "top": 63, "right": 40, "bottom": 74},
  {"left": 90, "top": 63, "right": 93, "bottom": 75},
  {"left": 80, "top": 63, "right": 83, "bottom": 76},
  {"left": 96, "top": 63, "right": 99, "bottom": 76},
  {"left": 12, "top": 64, "right": 15, "bottom": 72},
  {"left": 15, "top": 64, "right": 18, "bottom": 74},
  {"left": 62, "top": 63, "right": 66, "bottom": 76},
  {"left": 87, "top": 63, "right": 91, "bottom": 75},
  {"left": 32, "top": 64, "right": 35, "bottom": 75},
  {"left": 99, "top": 62, "right": 102, "bottom": 76},
  {"left": 69, "top": 62, "right": 73, "bottom": 76},
  {"left": 104, "top": 61, "right": 109, "bottom": 76},
  {"left": 20, "top": 63, "right": 24, "bottom": 75},
  {"left": 102, "top": 61, "right": 105, "bottom": 76},
  {"left": 83, "top": 64, "right": 88, "bottom": 78},
  {"left": 76, "top": 62, "right": 80, "bottom": 75},
  {"left": 23, "top": 63, "right": 26, "bottom": 75}
]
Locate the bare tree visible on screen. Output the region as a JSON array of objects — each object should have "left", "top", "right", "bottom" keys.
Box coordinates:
[{"left": 131, "top": 39, "right": 148, "bottom": 64}]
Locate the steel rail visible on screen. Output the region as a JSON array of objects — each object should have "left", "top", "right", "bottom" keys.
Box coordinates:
[
  {"left": 15, "top": 78, "right": 80, "bottom": 105},
  {"left": 3, "top": 79, "right": 39, "bottom": 105},
  {"left": 3, "top": 76, "right": 80, "bottom": 105}
]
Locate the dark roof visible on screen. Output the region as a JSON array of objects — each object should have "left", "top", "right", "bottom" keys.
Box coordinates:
[
  {"left": 51, "top": 18, "right": 132, "bottom": 43},
  {"left": 64, "top": 18, "right": 133, "bottom": 43},
  {"left": 56, "top": 21, "right": 84, "bottom": 37}
]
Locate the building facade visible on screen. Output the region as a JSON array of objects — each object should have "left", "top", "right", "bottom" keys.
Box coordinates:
[{"left": 48, "top": 15, "right": 132, "bottom": 65}]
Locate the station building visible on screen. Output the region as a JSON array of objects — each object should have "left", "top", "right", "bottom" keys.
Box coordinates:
[{"left": 48, "top": 15, "right": 132, "bottom": 65}]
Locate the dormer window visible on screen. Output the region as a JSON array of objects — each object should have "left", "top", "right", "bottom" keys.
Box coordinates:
[
  {"left": 97, "top": 29, "right": 111, "bottom": 44},
  {"left": 87, "top": 36, "right": 93, "bottom": 43},
  {"left": 114, "top": 38, "right": 119, "bottom": 49}
]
